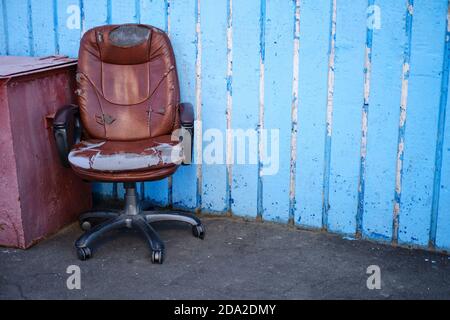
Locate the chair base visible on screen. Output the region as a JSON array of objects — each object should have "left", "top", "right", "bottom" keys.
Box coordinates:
[{"left": 75, "top": 183, "right": 205, "bottom": 264}]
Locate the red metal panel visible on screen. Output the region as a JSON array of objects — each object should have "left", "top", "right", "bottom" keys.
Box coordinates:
[
  {"left": 0, "top": 56, "right": 77, "bottom": 79},
  {"left": 0, "top": 80, "right": 26, "bottom": 248},
  {"left": 0, "top": 56, "right": 91, "bottom": 249}
]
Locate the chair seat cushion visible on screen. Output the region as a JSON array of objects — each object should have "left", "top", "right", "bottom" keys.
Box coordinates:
[{"left": 68, "top": 135, "right": 183, "bottom": 174}]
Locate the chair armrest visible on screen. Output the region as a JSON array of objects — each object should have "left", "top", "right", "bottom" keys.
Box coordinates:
[
  {"left": 53, "top": 104, "right": 82, "bottom": 168},
  {"left": 178, "top": 103, "right": 194, "bottom": 165},
  {"left": 179, "top": 103, "right": 194, "bottom": 128}
]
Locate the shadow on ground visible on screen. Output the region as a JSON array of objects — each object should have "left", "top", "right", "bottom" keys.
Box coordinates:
[{"left": 1, "top": 217, "right": 450, "bottom": 299}]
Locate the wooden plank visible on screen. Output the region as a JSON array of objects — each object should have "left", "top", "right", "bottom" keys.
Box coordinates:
[
  {"left": 399, "top": 0, "right": 447, "bottom": 246},
  {"left": 0, "top": 0, "right": 7, "bottom": 55},
  {"left": 436, "top": 12, "right": 450, "bottom": 249},
  {"left": 260, "top": 0, "right": 294, "bottom": 223},
  {"left": 201, "top": 0, "right": 228, "bottom": 214},
  {"left": 362, "top": 0, "right": 405, "bottom": 242},
  {"left": 295, "top": 0, "right": 331, "bottom": 228},
  {"left": 229, "top": 0, "right": 259, "bottom": 218},
  {"left": 57, "top": 0, "right": 82, "bottom": 57},
  {"left": 4, "top": 0, "right": 30, "bottom": 55},
  {"left": 435, "top": 1, "right": 450, "bottom": 250},
  {"left": 171, "top": 0, "right": 198, "bottom": 210},
  {"left": 29, "top": 0, "right": 55, "bottom": 56},
  {"left": 327, "top": 0, "right": 366, "bottom": 235}
]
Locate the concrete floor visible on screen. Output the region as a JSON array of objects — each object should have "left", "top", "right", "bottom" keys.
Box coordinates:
[{"left": 1, "top": 217, "right": 450, "bottom": 300}]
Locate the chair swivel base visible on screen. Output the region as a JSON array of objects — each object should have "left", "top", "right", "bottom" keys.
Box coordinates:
[{"left": 75, "top": 183, "right": 205, "bottom": 264}]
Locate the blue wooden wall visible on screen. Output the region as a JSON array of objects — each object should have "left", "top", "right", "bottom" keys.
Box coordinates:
[{"left": 1, "top": 0, "right": 450, "bottom": 252}]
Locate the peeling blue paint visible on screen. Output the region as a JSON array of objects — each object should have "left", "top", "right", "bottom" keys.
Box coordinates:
[
  {"left": 356, "top": 0, "right": 375, "bottom": 237},
  {"left": 393, "top": 0, "right": 413, "bottom": 244},
  {"left": 430, "top": 0, "right": 450, "bottom": 247},
  {"left": 134, "top": 0, "right": 140, "bottom": 24},
  {"left": 399, "top": 0, "right": 447, "bottom": 247},
  {"left": 256, "top": 0, "right": 266, "bottom": 220},
  {"left": 52, "top": 0, "right": 59, "bottom": 54},
  {"left": 26, "top": 0, "right": 34, "bottom": 56},
  {"left": 321, "top": 0, "right": 337, "bottom": 231},
  {"left": 106, "top": 0, "right": 112, "bottom": 24}
]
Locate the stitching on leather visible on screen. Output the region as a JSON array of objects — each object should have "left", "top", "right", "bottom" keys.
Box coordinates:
[{"left": 78, "top": 71, "right": 107, "bottom": 138}]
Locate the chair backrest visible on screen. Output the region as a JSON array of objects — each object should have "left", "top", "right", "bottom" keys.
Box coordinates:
[{"left": 77, "top": 24, "right": 180, "bottom": 141}]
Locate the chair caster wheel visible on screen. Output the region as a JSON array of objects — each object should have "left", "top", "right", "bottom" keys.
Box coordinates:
[
  {"left": 80, "top": 221, "right": 92, "bottom": 231},
  {"left": 77, "top": 247, "right": 92, "bottom": 261},
  {"left": 151, "top": 250, "right": 164, "bottom": 264},
  {"left": 193, "top": 225, "right": 206, "bottom": 240}
]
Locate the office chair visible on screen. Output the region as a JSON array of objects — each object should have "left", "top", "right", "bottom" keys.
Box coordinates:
[{"left": 52, "top": 24, "right": 204, "bottom": 264}]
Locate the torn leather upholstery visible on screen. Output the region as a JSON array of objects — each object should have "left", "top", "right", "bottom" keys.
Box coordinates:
[{"left": 68, "top": 135, "right": 183, "bottom": 181}]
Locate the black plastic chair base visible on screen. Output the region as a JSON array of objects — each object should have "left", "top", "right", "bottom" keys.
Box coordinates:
[{"left": 74, "top": 183, "right": 205, "bottom": 264}]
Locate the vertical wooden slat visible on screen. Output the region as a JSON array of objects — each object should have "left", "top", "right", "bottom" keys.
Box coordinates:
[
  {"left": 80, "top": 0, "right": 85, "bottom": 34},
  {"left": 288, "top": 0, "right": 300, "bottom": 225},
  {"left": 295, "top": 0, "right": 332, "bottom": 229},
  {"left": 322, "top": 0, "right": 337, "bottom": 230},
  {"left": 171, "top": 0, "right": 198, "bottom": 210},
  {"left": 52, "top": 0, "right": 60, "bottom": 54},
  {"left": 261, "top": 0, "right": 294, "bottom": 223},
  {"left": 195, "top": 0, "right": 202, "bottom": 213},
  {"left": 435, "top": 1, "right": 450, "bottom": 249},
  {"left": 0, "top": 0, "right": 8, "bottom": 55},
  {"left": 135, "top": 0, "right": 141, "bottom": 23},
  {"left": 399, "top": 0, "right": 448, "bottom": 246},
  {"left": 201, "top": 0, "right": 228, "bottom": 214},
  {"left": 106, "top": 0, "right": 112, "bottom": 24},
  {"left": 26, "top": 0, "right": 34, "bottom": 56},
  {"left": 431, "top": 0, "right": 450, "bottom": 248},
  {"left": 327, "top": 0, "right": 367, "bottom": 235},
  {"left": 257, "top": 0, "right": 266, "bottom": 219},
  {"left": 230, "top": 0, "right": 260, "bottom": 218},
  {"left": 225, "top": 0, "right": 232, "bottom": 214},
  {"left": 393, "top": 0, "right": 414, "bottom": 243},
  {"left": 57, "top": 0, "right": 82, "bottom": 57},
  {"left": 4, "top": 0, "right": 30, "bottom": 55},
  {"left": 362, "top": 0, "right": 406, "bottom": 242},
  {"left": 30, "top": 0, "right": 57, "bottom": 56},
  {"left": 355, "top": 0, "right": 375, "bottom": 237}
]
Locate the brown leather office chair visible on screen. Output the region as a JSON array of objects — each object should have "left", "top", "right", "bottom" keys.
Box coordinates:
[{"left": 52, "top": 24, "right": 204, "bottom": 264}]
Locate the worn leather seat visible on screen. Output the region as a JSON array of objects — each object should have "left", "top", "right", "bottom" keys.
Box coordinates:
[{"left": 68, "top": 136, "right": 183, "bottom": 181}]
